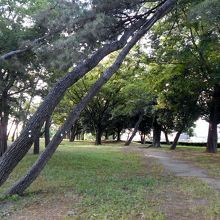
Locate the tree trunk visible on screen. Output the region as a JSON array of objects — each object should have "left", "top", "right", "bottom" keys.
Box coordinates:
[
  {"left": 33, "top": 137, "right": 40, "bottom": 154},
  {"left": 104, "top": 131, "right": 109, "bottom": 140},
  {"left": 5, "top": 1, "right": 177, "bottom": 193},
  {"left": 0, "top": 18, "right": 146, "bottom": 186},
  {"left": 81, "top": 131, "right": 85, "bottom": 140},
  {"left": 69, "top": 124, "right": 77, "bottom": 142},
  {"left": 206, "top": 121, "right": 217, "bottom": 153},
  {"left": 116, "top": 128, "right": 121, "bottom": 142},
  {"left": 44, "top": 117, "right": 51, "bottom": 147},
  {"left": 170, "top": 131, "right": 181, "bottom": 150},
  {"left": 125, "top": 112, "right": 144, "bottom": 146},
  {"left": 0, "top": 120, "right": 8, "bottom": 157},
  {"left": 140, "top": 133, "right": 146, "bottom": 144},
  {"left": 0, "top": 92, "right": 9, "bottom": 156},
  {"left": 112, "top": 132, "right": 116, "bottom": 140},
  {"left": 206, "top": 85, "right": 220, "bottom": 153},
  {"left": 152, "top": 118, "right": 161, "bottom": 148},
  {"left": 163, "top": 130, "right": 170, "bottom": 145},
  {"left": 95, "top": 128, "right": 102, "bottom": 145}
]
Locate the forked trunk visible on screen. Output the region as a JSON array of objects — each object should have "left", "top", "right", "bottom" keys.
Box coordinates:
[{"left": 125, "top": 112, "right": 144, "bottom": 146}]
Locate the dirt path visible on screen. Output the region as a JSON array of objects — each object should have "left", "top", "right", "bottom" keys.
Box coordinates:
[{"left": 141, "top": 147, "right": 220, "bottom": 191}]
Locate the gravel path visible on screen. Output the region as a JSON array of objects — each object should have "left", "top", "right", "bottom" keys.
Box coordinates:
[{"left": 143, "top": 148, "right": 220, "bottom": 191}]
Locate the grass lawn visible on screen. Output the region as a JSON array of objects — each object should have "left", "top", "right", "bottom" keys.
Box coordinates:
[{"left": 0, "top": 141, "right": 220, "bottom": 219}]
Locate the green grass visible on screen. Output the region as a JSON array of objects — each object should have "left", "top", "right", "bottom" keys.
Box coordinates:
[{"left": 0, "top": 141, "right": 220, "bottom": 219}]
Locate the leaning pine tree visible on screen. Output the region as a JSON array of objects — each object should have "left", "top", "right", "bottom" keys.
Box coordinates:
[
  {"left": 7, "top": 0, "right": 177, "bottom": 195},
  {"left": 0, "top": 0, "right": 147, "bottom": 185},
  {"left": 0, "top": 0, "right": 177, "bottom": 188}
]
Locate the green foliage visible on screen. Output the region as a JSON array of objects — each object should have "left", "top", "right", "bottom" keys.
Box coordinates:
[
  {"left": 189, "top": 0, "right": 220, "bottom": 29},
  {"left": 0, "top": 0, "right": 51, "bottom": 133},
  {"left": 139, "top": 0, "right": 220, "bottom": 132}
]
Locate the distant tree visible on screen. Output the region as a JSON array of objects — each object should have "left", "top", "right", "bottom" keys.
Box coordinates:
[
  {"left": 143, "top": 0, "right": 220, "bottom": 151},
  {"left": 0, "top": 0, "right": 50, "bottom": 156}
]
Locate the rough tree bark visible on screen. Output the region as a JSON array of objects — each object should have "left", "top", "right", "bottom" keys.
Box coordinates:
[
  {"left": 0, "top": 92, "right": 9, "bottom": 156},
  {"left": 125, "top": 112, "right": 144, "bottom": 146},
  {"left": 207, "top": 122, "right": 217, "bottom": 153},
  {"left": 152, "top": 118, "right": 162, "bottom": 148},
  {"left": 0, "top": 19, "right": 145, "bottom": 186},
  {"left": 206, "top": 85, "right": 220, "bottom": 153},
  {"left": 6, "top": 0, "right": 177, "bottom": 195},
  {"left": 170, "top": 131, "right": 182, "bottom": 150},
  {"left": 44, "top": 117, "right": 51, "bottom": 147}
]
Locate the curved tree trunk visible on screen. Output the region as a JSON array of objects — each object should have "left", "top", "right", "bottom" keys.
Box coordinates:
[
  {"left": 170, "top": 131, "right": 181, "bottom": 150},
  {"left": 5, "top": 1, "right": 177, "bottom": 194},
  {"left": 0, "top": 20, "right": 144, "bottom": 186},
  {"left": 125, "top": 112, "right": 144, "bottom": 146}
]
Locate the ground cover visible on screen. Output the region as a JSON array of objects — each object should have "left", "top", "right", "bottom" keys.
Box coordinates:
[{"left": 0, "top": 141, "right": 220, "bottom": 219}]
